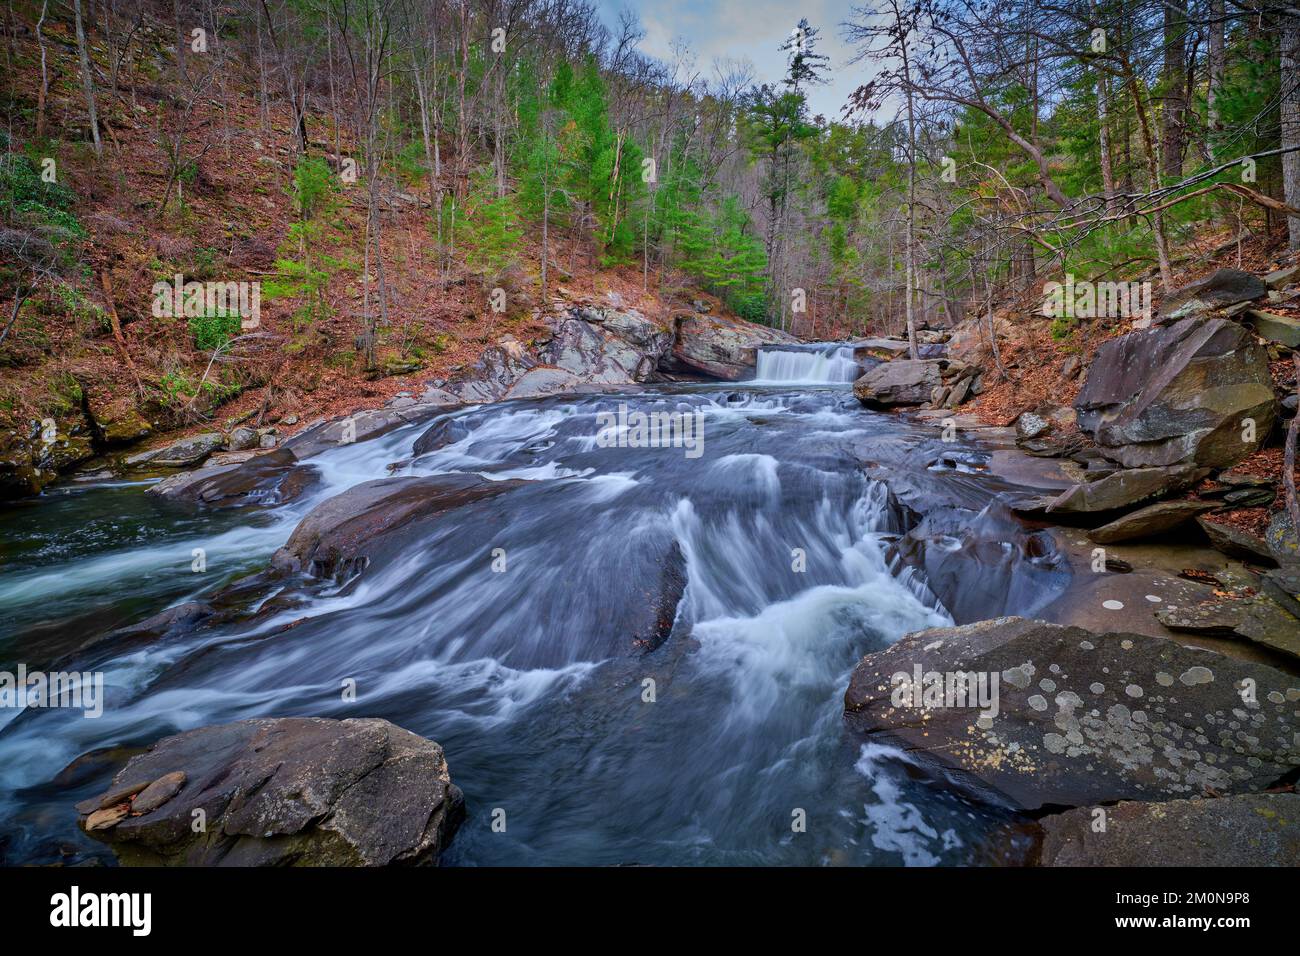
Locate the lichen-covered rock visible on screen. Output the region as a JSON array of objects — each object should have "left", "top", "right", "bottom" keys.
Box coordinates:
[
  {"left": 75, "top": 717, "right": 463, "bottom": 866},
  {"left": 1073, "top": 317, "right": 1275, "bottom": 469},
  {"left": 1037, "top": 793, "right": 1300, "bottom": 866},
  {"left": 843, "top": 617, "right": 1300, "bottom": 811}
]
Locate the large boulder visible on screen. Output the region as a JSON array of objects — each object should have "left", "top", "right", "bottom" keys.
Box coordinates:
[
  {"left": 1157, "top": 268, "right": 1268, "bottom": 322},
  {"left": 668, "top": 313, "right": 796, "bottom": 380},
  {"left": 853, "top": 359, "right": 943, "bottom": 408},
  {"left": 1073, "top": 317, "right": 1275, "bottom": 469},
  {"left": 1037, "top": 793, "right": 1300, "bottom": 866},
  {"left": 843, "top": 617, "right": 1300, "bottom": 811},
  {"left": 271, "top": 473, "right": 520, "bottom": 578},
  {"left": 75, "top": 717, "right": 463, "bottom": 866}
]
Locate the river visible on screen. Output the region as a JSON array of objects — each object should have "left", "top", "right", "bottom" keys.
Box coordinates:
[{"left": 0, "top": 345, "right": 1070, "bottom": 865}]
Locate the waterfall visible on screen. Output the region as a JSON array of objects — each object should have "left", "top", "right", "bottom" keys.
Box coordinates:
[{"left": 754, "top": 343, "right": 860, "bottom": 383}]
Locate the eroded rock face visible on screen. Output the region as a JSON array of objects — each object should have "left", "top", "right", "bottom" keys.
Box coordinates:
[
  {"left": 271, "top": 474, "right": 520, "bottom": 578},
  {"left": 1073, "top": 317, "right": 1275, "bottom": 469},
  {"left": 667, "top": 313, "right": 796, "bottom": 380},
  {"left": 852, "top": 360, "right": 943, "bottom": 408},
  {"left": 75, "top": 717, "right": 463, "bottom": 866},
  {"left": 843, "top": 617, "right": 1300, "bottom": 811},
  {"left": 1037, "top": 793, "right": 1300, "bottom": 866}
]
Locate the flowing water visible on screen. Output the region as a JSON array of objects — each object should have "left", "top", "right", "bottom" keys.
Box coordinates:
[
  {"left": 753, "top": 343, "right": 861, "bottom": 384},
  {"left": 0, "top": 349, "right": 1070, "bottom": 866}
]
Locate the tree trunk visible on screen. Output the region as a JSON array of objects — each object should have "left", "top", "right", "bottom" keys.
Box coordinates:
[
  {"left": 1160, "top": 1, "right": 1187, "bottom": 180},
  {"left": 1283, "top": 20, "right": 1300, "bottom": 250},
  {"left": 72, "top": 0, "right": 102, "bottom": 157}
]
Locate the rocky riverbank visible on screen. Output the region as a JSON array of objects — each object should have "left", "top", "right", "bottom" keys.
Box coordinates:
[
  {"left": 0, "top": 296, "right": 795, "bottom": 502},
  {"left": 838, "top": 260, "right": 1300, "bottom": 865}
]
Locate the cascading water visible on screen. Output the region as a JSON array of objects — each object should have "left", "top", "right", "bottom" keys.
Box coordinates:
[
  {"left": 753, "top": 343, "right": 861, "bottom": 384},
  {"left": 0, "top": 380, "right": 1063, "bottom": 866}
]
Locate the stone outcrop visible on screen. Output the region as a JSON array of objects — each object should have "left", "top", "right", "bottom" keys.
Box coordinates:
[
  {"left": 1073, "top": 316, "right": 1275, "bottom": 469},
  {"left": 666, "top": 312, "right": 796, "bottom": 380},
  {"left": 75, "top": 717, "right": 463, "bottom": 866},
  {"left": 844, "top": 617, "right": 1300, "bottom": 811}
]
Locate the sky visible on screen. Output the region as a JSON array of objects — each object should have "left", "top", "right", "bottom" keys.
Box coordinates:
[{"left": 593, "top": 0, "right": 874, "bottom": 122}]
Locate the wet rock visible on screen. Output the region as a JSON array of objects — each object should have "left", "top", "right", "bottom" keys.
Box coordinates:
[
  {"left": 76, "top": 717, "right": 463, "bottom": 866},
  {"left": 853, "top": 360, "right": 943, "bottom": 408},
  {"left": 1037, "top": 793, "right": 1300, "bottom": 866},
  {"left": 125, "top": 432, "right": 224, "bottom": 468},
  {"left": 1197, "top": 516, "right": 1277, "bottom": 565},
  {"left": 1157, "top": 268, "right": 1268, "bottom": 322},
  {"left": 1087, "top": 499, "right": 1220, "bottom": 544},
  {"left": 1246, "top": 309, "right": 1300, "bottom": 348},
  {"left": 843, "top": 617, "right": 1300, "bottom": 811},
  {"left": 147, "top": 448, "right": 319, "bottom": 509},
  {"left": 272, "top": 474, "right": 520, "bottom": 578},
  {"left": 668, "top": 313, "right": 796, "bottom": 380},
  {"left": 411, "top": 417, "right": 472, "bottom": 456},
  {"left": 1074, "top": 317, "right": 1275, "bottom": 469}
]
